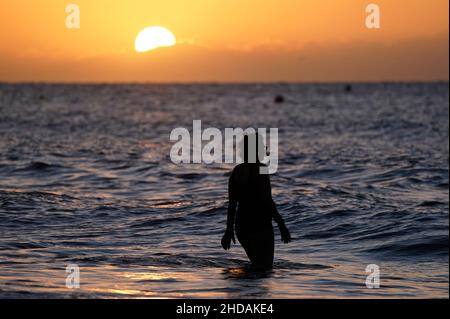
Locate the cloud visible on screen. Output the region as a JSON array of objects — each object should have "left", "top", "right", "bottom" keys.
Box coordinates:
[{"left": 1, "top": 33, "right": 448, "bottom": 82}]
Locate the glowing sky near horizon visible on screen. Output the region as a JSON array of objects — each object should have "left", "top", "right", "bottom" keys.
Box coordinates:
[{"left": 0, "top": 0, "right": 448, "bottom": 82}]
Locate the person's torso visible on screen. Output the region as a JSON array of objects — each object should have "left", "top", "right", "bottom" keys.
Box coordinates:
[{"left": 232, "top": 164, "right": 273, "bottom": 230}]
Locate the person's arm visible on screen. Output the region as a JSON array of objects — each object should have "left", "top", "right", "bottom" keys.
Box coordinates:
[
  {"left": 221, "top": 171, "right": 237, "bottom": 250},
  {"left": 265, "top": 175, "right": 292, "bottom": 243}
]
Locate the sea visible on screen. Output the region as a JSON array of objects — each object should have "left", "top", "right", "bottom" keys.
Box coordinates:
[{"left": 0, "top": 82, "right": 448, "bottom": 298}]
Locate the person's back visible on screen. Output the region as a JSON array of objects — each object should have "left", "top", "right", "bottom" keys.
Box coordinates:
[{"left": 231, "top": 162, "right": 273, "bottom": 231}]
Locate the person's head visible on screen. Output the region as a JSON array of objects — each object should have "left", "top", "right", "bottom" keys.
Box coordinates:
[{"left": 238, "top": 133, "right": 266, "bottom": 163}]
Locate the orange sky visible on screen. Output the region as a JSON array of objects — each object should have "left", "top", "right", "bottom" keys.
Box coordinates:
[{"left": 0, "top": 0, "right": 448, "bottom": 82}]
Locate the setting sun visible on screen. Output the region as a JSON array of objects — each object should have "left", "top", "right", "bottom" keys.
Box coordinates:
[{"left": 134, "top": 26, "right": 176, "bottom": 53}]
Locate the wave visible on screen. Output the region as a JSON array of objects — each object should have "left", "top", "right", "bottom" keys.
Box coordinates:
[{"left": 363, "top": 235, "right": 449, "bottom": 257}]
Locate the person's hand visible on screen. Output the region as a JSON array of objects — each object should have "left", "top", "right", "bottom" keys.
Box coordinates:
[
  {"left": 221, "top": 229, "right": 236, "bottom": 250},
  {"left": 279, "top": 223, "right": 291, "bottom": 243}
]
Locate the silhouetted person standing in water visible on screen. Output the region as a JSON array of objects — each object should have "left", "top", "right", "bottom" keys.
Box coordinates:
[{"left": 221, "top": 134, "right": 291, "bottom": 270}]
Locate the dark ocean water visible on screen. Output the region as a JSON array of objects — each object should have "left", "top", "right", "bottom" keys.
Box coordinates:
[{"left": 0, "top": 83, "right": 448, "bottom": 298}]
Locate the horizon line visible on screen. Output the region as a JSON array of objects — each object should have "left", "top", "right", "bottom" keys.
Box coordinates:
[{"left": 0, "top": 80, "right": 448, "bottom": 86}]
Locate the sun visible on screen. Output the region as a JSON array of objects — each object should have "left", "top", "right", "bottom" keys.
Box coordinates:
[{"left": 134, "top": 26, "right": 176, "bottom": 53}]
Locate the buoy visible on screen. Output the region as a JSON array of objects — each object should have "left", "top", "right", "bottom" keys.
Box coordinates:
[{"left": 274, "top": 95, "right": 285, "bottom": 103}]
